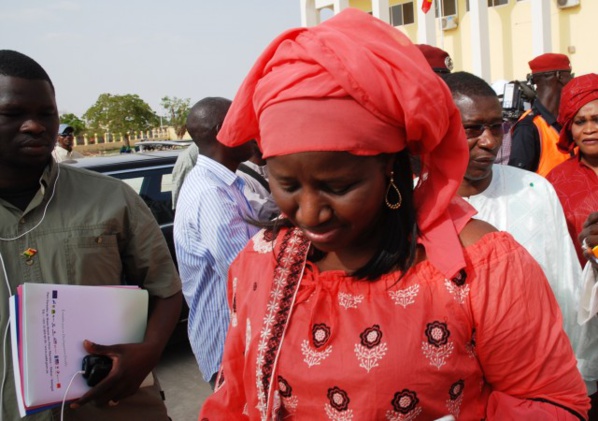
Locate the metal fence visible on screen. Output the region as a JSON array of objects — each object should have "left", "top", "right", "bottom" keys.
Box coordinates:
[{"left": 74, "top": 127, "right": 177, "bottom": 146}]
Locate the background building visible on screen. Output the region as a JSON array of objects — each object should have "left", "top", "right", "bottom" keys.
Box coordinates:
[{"left": 300, "top": 0, "right": 593, "bottom": 86}]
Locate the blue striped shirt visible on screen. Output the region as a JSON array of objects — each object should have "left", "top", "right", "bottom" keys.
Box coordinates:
[{"left": 174, "top": 155, "right": 259, "bottom": 382}]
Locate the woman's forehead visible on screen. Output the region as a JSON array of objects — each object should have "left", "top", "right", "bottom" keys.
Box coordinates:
[{"left": 575, "top": 98, "right": 598, "bottom": 116}]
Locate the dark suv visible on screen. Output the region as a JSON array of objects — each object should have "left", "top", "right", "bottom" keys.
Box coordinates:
[{"left": 72, "top": 150, "right": 187, "bottom": 344}]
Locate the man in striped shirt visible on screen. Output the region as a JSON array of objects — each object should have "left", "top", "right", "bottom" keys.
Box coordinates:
[{"left": 173, "top": 97, "right": 258, "bottom": 388}]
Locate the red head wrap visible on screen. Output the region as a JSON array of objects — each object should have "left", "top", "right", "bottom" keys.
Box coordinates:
[
  {"left": 557, "top": 73, "right": 598, "bottom": 152},
  {"left": 528, "top": 53, "right": 571, "bottom": 74},
  {"left": 218, "top": 8, "right": 473, "bottom": 278}
]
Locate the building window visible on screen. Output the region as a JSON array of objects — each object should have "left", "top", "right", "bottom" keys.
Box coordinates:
[
  {"left": 435, "top": 0, "right": 457, "bottom": 17},
  {"left": 390, "top": 2, "right": 415, "bottom": 26},
  {"left": 466, "top": 0, "right": 509, "bottom": 10}
]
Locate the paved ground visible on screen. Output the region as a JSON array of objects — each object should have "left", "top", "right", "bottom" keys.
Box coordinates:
[{"left": 155, "top": 341, "right": 212, "bottom": 421}]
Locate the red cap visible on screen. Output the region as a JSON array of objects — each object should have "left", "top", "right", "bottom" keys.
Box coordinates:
[
  {"left": 416, "top": 44, "right": 453, "bottom": 73},
  {"left": 528, "top": 53, "right": 571, "bottom": 74}
]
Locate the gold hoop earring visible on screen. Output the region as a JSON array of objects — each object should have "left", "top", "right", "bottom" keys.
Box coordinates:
[{"left": 385, "top": 171, "right": 402, "bottom": 210}]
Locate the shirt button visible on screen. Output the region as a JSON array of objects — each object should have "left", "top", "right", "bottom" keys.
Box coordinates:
[
  {"left": 20, "top": 218, "right": 26, "bottom": 224},
  {"left": 25, "top": 259, "right": 34, "bottom": 266}
]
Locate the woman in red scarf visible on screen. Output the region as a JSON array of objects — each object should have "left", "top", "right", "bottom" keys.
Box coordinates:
[
  {"left": 200, "top": 9, "right": 588, "bottom": 420},
  {"left": 547, "top": 73, "right": 598, "bottom": 266}
]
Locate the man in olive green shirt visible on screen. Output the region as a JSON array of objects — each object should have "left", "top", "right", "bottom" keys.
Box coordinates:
[{"left": 0, "top": 50, "right": 183, "bottom": 420}]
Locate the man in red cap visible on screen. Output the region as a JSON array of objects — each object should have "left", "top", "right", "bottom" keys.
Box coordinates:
[
  {"left": 416, "top": 44, "right": 453, "bottom": 77},
  {"left": 508, "top": 53, "right": 575, "bottom": 176}
]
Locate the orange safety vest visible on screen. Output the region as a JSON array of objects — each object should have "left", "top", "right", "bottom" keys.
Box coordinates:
[{"left": 518, "top": 109, "right": 571, "bottom": 177}]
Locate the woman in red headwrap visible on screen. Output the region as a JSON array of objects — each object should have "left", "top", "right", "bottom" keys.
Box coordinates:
[
  {"left": 547, "top": 73, "right": 598, "bottom": 266},
  {"left": 200, "top": 9, "right": 589, "bottom": 420}
]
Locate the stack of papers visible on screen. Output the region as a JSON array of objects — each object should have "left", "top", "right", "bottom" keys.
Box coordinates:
[{"left": 9, "top": 283, "right": 148, "bottom": 416}]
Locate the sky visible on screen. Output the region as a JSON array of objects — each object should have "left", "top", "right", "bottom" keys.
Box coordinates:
[{"left": 1, "top": 1, "right": 302, "bottom": 117}]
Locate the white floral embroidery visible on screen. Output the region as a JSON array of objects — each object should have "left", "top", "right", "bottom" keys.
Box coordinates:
[
  {"left": 421, "top": 341, "right": 454, "bottom": 369},
  {"left": 325, "top": 404, "right": 354, "bottom": 421},
  {"left": 301, "top": 339, "right": 332, "bottom": 367},
  {"left": 385, "top": 407, "right": 422, "bottom": 421},
  {"left": 245, "top": 318, "right": 252, "bottom": 354},
  {"left": 444, "top": 278, "right": 470, "bottom": 304},
  {"left": 252, "top": 230, "right": 275, "bottom": 253},
  {"left": 466, "top": 330, "right": 476, "bottom": 359},
  {"left": 282, "top": 396, "right": 299, "bottom": 414},
  {"left": 447, "top": 394, "right": 463, "bottom": 418},
  {"left": 231, "top": 277, "right": 238, "bottom": 327},
  {"left": 338, "top": 293, "right": 364, "bottom": 309},
  {"left": 388, "top": 284, "right": 420, "bottom": 308},
  {"left": 354, "top": 342, "right": 388, "bottom": 372},
  {"left": 271, "top": 391, "right": 281, "bottom": 419},
  {"left": 465, "top": 341, "right": 476, "bottom": 359},
  {"left": 287, "top": 234, "right": 302, "bottom": 246},
  {"left": 256, "top": 389, "right": 266, "bottom": 416},
  {"left": 255, "top": 238, "right": 301, "bottom": 419},
  {"left": 253, "top": 229, "right": 310, "bottom": 421}
]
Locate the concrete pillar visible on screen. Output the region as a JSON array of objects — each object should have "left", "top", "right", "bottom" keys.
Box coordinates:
[
  {"left": 531, "top": 0, "right": 552, "bottom": 55},
  {"left": 332, "top": 0, "right": 349, "bottom": 14},
  {"left": 300, "top": 0, "right": 319, "bottom": 26},
  {"left": 371, "top": 0, "right": 390, "bottom": 23},
  {"left": 468, "top": 0, "right": 491, "bottom": 81},
  {"left": 417, "top": 0, "right": 436, "bottom": 44}
]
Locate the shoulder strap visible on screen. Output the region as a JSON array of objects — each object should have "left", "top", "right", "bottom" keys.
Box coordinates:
[{"left": 238, "top": 163, "right": 270, "bottom": 193}]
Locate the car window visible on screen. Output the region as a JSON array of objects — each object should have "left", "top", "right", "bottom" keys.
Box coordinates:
[
  {"left": 121, "top": 177, "right": 144, "bottom": 193},
  {"left": 108, "top": 167, "right": 175, "bottom": 225},
  {"left": 161, "top": 173, "right": 173, "bottom": 194}
]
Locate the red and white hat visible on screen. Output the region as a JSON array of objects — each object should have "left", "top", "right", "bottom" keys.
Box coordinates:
[{"left": 416, "top": 44, "right": 453, "bottom": 73}]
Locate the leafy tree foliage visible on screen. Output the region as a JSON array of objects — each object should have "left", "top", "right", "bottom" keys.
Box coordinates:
[
  {"left": 161, "top": 96, "right": 191, "bottom": 139},
  {"left": 59, "top": 113, "right": 86, "bottom": 134},
  {"left": 83, "top": 94, "right": 159, "bottom": 145}
]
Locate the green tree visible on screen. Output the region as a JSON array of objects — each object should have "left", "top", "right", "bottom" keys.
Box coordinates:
[
  {"left": 160, "top": 96, "right": 191, "bottom": 139},
  {"left": 83, "top": 94, "right": 159, "bottom": 147},
  {"left": 59, "top": 113, "right": 86, "bottom": 135}
]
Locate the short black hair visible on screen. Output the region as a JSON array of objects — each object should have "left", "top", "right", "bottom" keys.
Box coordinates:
[
  {"left": 0, "top": 50, "right": 54, "bottom": 91},
  {"left": 443, "top": 71, "right": 496, "bottom": 99},
  {"left": 186, "top": 97, "right": 231, "bottom": 142}
]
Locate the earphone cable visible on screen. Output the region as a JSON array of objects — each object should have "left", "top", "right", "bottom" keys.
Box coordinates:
[
  {"left": 60, "top": 370, "right": 84, "bottom": 421},
  {"left": 0, "top": 163, "right": 61, "bottom": 420},
  {"left": 0, "top": 164, "right": 60, "bottom": 242}
]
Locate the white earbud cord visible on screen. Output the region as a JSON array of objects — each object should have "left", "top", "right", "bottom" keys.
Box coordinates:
[
  {"left": 0, "top": 163, "right": 60, "bottom": 242},
  {"left": 0, "top": 164, "right": 60, "bottom": 420},
  {"left": 0, "top": 252, "right": 11, "bottom": 421},
  {"left": 0, "top": 323, "right": 8, "bottom": 421},
  {"left": 60, "top": 371, "right": 84, "bottom": 421}
]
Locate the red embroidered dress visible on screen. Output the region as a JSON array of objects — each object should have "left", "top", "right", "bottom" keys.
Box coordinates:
[
  {"left": 547, "top": 155, "right": 598, "bottom": 265},
  {"left": 200, "top": 228, "right": 588, "bottom": 420}
]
